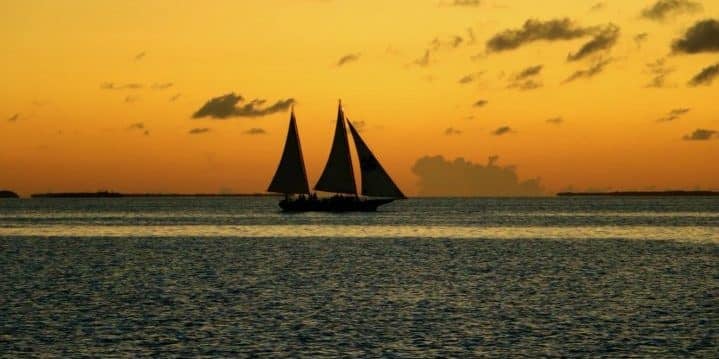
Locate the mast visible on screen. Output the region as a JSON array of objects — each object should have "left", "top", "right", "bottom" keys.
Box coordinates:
[
  {"left": 314, "top": 100, "right": 358, "bottom": 195},
  {"left": 267, "top": 107, "right": 311, "bottom": 194},
  {"left": 347, "top": 119, "right": 406, "bottom": 199}
]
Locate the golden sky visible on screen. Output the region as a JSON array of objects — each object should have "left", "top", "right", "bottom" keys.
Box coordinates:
[{"left": 1, "top": 0, "right": 718, "bottom": 196}]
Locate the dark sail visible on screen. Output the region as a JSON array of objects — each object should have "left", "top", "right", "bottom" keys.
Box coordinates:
[
  {"left": 267, "top": 109, "right": 310, "bottom": 194},
  {"left": 347, "top": 120, "right": 406, "bottom": 199},
  {"left": 314, "top": 102, "right": 357, "bottom": 195}
]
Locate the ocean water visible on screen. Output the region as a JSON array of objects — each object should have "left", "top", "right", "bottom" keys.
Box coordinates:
[{"left": 1, "top": 197, "right": 717, "bottom": 356}]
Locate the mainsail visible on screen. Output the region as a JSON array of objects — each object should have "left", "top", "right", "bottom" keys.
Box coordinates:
[
  {"left": 314, "top": 102, "right": 358, "bottom": 195},
  {"left": 267, "top": 109, "right": 311, "bottom": 194},
  {"left": 347, "top": 120, "right": 406, "bottom": 199}
]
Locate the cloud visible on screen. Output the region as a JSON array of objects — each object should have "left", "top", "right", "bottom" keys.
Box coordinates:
[
  {"left": 350, "top": 120, "right": 366, "bottom": 132},
  {"left": 562, "top": 57, "right": 613, "bottom": 84},
  {"left": 458, "top": 72, "right": 484, "bottom": 84},
  {"left": 244, "top": 128, "right": 267, "bottom": 135},
  {"left": 127, "top": 122, "right": 145, "bottom": 130},
  {"left": 189, "top": 127, "right": 211, "bottom": 135},
  {"left": 641, "top": 0, "right": 702, "bottom": 21},
  {"left": 449, "top": 0, "right": 481, "bottom": 6},
  {"left": 688, "top": 62, "right": 719, "bottom": 86},
  {"left": 590, "top": 2, "right": 606, "bottom": 12},
  {"left": 337, "top": 53, "right": 361, "bottom": 67},
  {"left": 645, "top": 58, "right": 675, "bottom": 88},
  {"left": 101, "top": 82, "right": 144, "bottom": 90},
  {"left": 634, "top": 32, "right": 649, "bottom": 48},
  {"left": 683, "top": 128, "right": 718, "bottom": 141},
  {"left": 671, "top": 19, "right": 719, "bottom": 54},
  {"left": 567, "top": 24, "right": 620, "bottom": 61},
  {"left": 192, "top": 93, "right": 295, "bottom": 119},
  {"left": 7, "top": 113, "right": 20, "bottom": 122},
  {"left": 151, "top": 82, "right": 174, "bottom": 90},
  {"left": 657, "top": 108, "right": 690, "bottom": 122},
  {"left": 508, "top": 79, "right": 543, "bottom": 91},
  {"left": 492, "top": 126, "right": 513, "bottom": 136},
  {"left": 411, "top": 155, "right": 544, "bottom": 196},
  {"left": 444, "top": 127, "right": 462, "bottom": 135},
  {"left": 413, "top": 49, "right": 431, "bottom": 67},
  {"left": 124, "top": 95, "right": 140, "bottom": 103},
  {"left": 473, "top": 99, "right": 488, "bottom": 107},
  {"left": 514, "top": 65, "right": 543, "bottom": 80},
  {"left": 486, "top": 18, "right": 591, "bottom": 53},
  {"left": 547, "top": 117, "right": 563, "bottom": 125},
  {"left": 506, "top": 65, "right": 544, "bottom": 90},
  {"left": 134, "top": 51, "right": 146, "bottom": 61}
]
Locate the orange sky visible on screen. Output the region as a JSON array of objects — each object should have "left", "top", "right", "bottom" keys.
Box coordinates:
[{"left": 1, "top": 0, "right": 718, "bottom": 196}]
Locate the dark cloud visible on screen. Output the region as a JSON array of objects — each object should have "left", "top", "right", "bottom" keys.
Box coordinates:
[
  {"left": 688, "top": 62, "right": 719, "bottom": 86},
  {"left": 244, "top": 128, "right": 267, "bottom": 135},
  {"left": 337, "top": 53, "right": 361, "bottom": 67},
  {"left": 641, "top": 0, "right": 702, "bottom": 21},
  {"left": 567, "top": 24, "right": 620, "bottom": 62},
  {"left": 449, "top": 0, "right": 481, "bottom": 6},
  {"left": 412, "top": 155, "right": 544, "bottom": 196},
  {"left": 124, "top": 95, "right": 140, "bottom": 103},
  {"left": 634, "top": 32, "right": 649, "bottom": 48},
  {"left": 170, "top": 93, "right": 182, "bottom": 102},
  {"left": 508, "top": 79, "right": 543, "bottom": 91},
  {"left": 350, "top": 120, "right": 366, "bottom": 132},
  {"left": 7, "top": 113, "right": 20, "bottom": 122},
  {"left": 590, "top": 2, "right": 606, "bottom": 12},
  {"left": 413, "top": 49, "right": 431, "bottom": 67},
  {"left": 657, "top": 108, "right": 690, "bottom": 122},
  {"left": 546, "top": 117, "right": 563, "bottom": 125},
  {"left": 486, "top": 18, "right": 591, "bottom": 52},
  {"left": 101, "top": 82, "right": 144, "bottom": 90},
  {"left": 507, "top": 65, "right": 544, "bottom": 90},
  {"left": 127, "top": 122, "right": 145, "bottom": 130},
  {"left": 514, "top": 65, "right": 543, "bottom": 80},
  {"left": 683, "top": 128, "right": 718, "bottom": 141},
  {"left": 645, "top": 58, "right": 675, "bottom": 88},
  {"left": 444, "top": 127, "right": 462, "bottom": 135},
  {"left": 189, "top": 128, "right": 211, "bottom": 135},
  {"left": 466, "top": 28, "right": 476, "bottom": 44},
  {"left": 134, "top": 51, "right": 146, "bottom": 61},
  {"left": 192, "top": 93, "right": 295, "bottom": 119},
  {"left": 671, "top": 19, "right": 719, "bottom": 54},
  {"left": 473, "top": 99, "right": 488, "bottom": 107},
  {"left": 151, "top": 82, "right": 174, "bottom": 90},
  {"left": 493, "top": 126, "right": 512, "bottom": 136},
  {"left": 562, "top": 57, "right": 613, "bottom": 84},
  {"left": 458, "top": 72, "right": 484, "bottom": 84}
]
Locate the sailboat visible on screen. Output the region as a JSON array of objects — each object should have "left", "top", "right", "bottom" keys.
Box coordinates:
[{"left": 267, "top": 101, "right": 406, "bottom": 212}]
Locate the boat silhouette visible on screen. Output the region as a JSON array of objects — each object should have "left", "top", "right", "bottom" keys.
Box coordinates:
[{"left": 268, "top": 101, "right": 406, "bottom": 212}]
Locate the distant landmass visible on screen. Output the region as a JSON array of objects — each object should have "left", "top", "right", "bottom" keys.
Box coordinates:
[
  {"left": 0, "top": 190, "right": 20, "bottom": 198},
  {"left": 557, "top": 191, "right": 719, "bottom": 197},
  {"left": 31, "top": 191, "right": 281, "bottom": 198}
]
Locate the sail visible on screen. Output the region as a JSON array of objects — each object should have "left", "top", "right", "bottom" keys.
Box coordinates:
[
  {"left": 314, "top": 103, "right": 357, "bottom": 194},
  {"left": 267, "top": 110, "right": 310, "bottom": 194},
  {"left": 347, "top": 120, "right": 406, "bottom": 199}
]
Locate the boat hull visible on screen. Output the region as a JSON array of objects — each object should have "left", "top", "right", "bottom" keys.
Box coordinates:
[{"left": 279, "top": 197, "right": 395, "bottom": 212}]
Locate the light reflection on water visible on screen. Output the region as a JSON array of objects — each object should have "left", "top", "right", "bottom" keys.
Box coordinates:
[{"left": 1, "top": 224, "right": 717, "bottom": 242}]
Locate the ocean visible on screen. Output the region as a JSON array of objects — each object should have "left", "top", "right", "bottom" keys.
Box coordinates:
[{"left": 1, "top": 197, "right": 717, "bottom": 356}]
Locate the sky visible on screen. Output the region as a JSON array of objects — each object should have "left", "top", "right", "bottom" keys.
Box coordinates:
[{"left": 1, "top": 0, "right": 718, "bottom": 196}]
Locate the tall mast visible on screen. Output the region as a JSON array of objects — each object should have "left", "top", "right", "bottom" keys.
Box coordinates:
[
  {"left": 267, "top": 107, "right": 311, "bottom": 194},
  {"left": 314, "top": 100, "right": 358, "bottom": 195}
]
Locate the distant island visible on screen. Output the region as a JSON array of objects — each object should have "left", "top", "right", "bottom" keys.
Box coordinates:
[
  {"left": 557, "top": 191, "right": 719, "bottom": 197},
  {"left": 31, "top": 191, "right": 281, "bottom": 198},
  {"left": 0, "top": 190, "right": 20, "bottom": 198}
]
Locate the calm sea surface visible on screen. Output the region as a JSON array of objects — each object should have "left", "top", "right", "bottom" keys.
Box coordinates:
[{"left": 1, "top": 197, "right": 717, "bottom": 356}]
